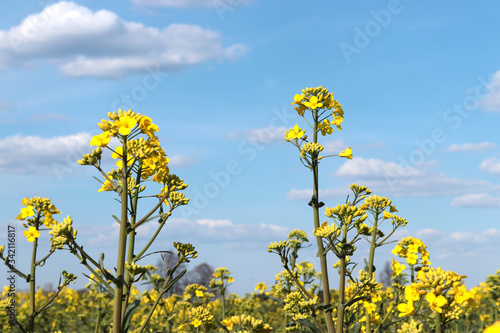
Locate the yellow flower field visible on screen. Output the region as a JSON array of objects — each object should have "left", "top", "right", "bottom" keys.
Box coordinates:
[{"left": 1, "top": 88, "right": 498, "bottom": 333}]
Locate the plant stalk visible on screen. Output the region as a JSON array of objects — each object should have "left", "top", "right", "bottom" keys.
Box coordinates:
[
  {"left": 311, "top": 109, "right": 335, "bottom": 333},
  {"left": 112, "top": 139, "right": 129, "bottom": 332}
]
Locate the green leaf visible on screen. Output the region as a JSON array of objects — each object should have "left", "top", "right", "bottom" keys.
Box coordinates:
[
  {"left": 349, "top": 322, "right": 362, "bottom": 333},
  {"left": 135, "top": 250, "right": 173, "bottom": 262},
  {"left": 363, "top": 258, "right": 376, "bottom": 272},
  {"left": 163, "top": 269, "right": 187, "bottom": 293},
  {"left": 344, "top": 295, "right": 371, "bottom": 308},
  {"left": 317, "top": 303, "right": 334, "bottom": 313},
  {"left": 123, "top": 299, "right": 141, "bottom": 333}
]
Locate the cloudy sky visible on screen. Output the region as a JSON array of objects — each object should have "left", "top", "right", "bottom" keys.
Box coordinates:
[{"left": 1, "top": 1, "right": 500, "bottom": 294}]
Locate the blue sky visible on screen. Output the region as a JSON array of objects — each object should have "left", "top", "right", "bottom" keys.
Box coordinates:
[{"left": 1, "top": 1, "right": 500, "bottom": 295}]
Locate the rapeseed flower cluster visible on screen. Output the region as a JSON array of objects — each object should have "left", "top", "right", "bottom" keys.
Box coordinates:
[
  {"left": 392, "top": 237, "right": 431, "bottom": 267},
  {"left": 15, "top": 197, "right": 62, "bottom": 242}
]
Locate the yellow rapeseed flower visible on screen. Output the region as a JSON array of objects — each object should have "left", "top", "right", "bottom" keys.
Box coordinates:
[
  {"left": 304, "top": 96, "right": 323, "bottom": 110},
  {"left": 398, "top": 301, "right": 416, "bottom": 317},
  {"left": 426, "top": 292, "right": 447, "bottom": 313},
  {"left": 98, "top": 180, "right": 114, "bottom": 192},
  {"left": 339, "top": 147, "right": 353, "bottom": 159},
  {"left": 16, "top": 205, "right": 35, "bottom": 220},
  {"left": 391, "top": 259, "right": 406, "bottom": 277},
  {"left": 286, "top": 124, "right": 306, "bottom": 140},
  {"left": 191, "top": 318, "right": 202, "bottom": 328},
  {"left": 484, "top": 321, "right": 500, "bottom": 333},
  {"left": 406, "top": 252, "right": 418, "bottom": 265},
  {"left": 453, "top": 285, "right": 472, "bottom": 304},
  {"left": 318, "top": 119, "right": 333, "bottom": 136},
  {"left": 404, "top": 285, "right": 420, "bottom": 302},
  {"left": 222, "top": 318, "right": 235, "bottom": 331},
  {"left": 90, "top": 131, "right": 111, "bottom": 147},
  {"left": 331, "top": 113, "right": 343, "bottom": 130},
  {"left": 115, "top": 115, "right": 137, "bottom": 136},
  {"left": 255, "top": 282, "right": 267, "bottom": 294},
  {"left": 24, "top": 227, "right": 40, "bottom": 242},
  {"left": 138, "top": 116, "right": 159, "bottom": 137},
  {"left": 291, "top": 94, "right": 304, "bottom": 105}
]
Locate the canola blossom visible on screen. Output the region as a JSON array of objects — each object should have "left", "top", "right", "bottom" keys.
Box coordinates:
[
  {"left": 426, "top": 292, "right": 448, "bottom": 313},
  {"left": 20, "top": 205, "right": 35, "bottom": 219},
  {"left": 285, "top": 124, "right": 306, "bottom": 141},
  {"left": 115, "top": 115, "right": 137, "bottom": 135},
  {"left": 23, "top": 227, "right": 40, "bottom": 242},
  {"left": 90, "top": 131, "right": 111, "bottom": 147},
  {"left": 339, "top": 146, "right": 353, "bottom": 159}
]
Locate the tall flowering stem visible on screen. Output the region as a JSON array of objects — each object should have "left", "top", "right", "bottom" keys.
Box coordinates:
[
  {"left": 359, "top": 195, "right": 408, "bottom": 333},
  {"left": 0, "top": 197, "right": 76, "bottom": 332},
  {"left": 284, "top": 87, "right": 349, "bottom": 333},
  {"left": 112, "top": 138, "right": 129, "bottom": 332},
  {"left": 76, "top": 109, "right": 192, "bottom": 332}
]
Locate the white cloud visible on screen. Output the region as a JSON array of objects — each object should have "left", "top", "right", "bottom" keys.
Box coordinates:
[
  {"left": 334, "top": 157, "right": 422, "bottom": 179},
  {"left": 336, "top": 157, "right": 500, "bottom": 197},
  {"left": 322, "top": 139, "right": 348, "bottom": 154},
  {"left": 0, "top": 132, "right": 191, "bottom": 176},
  {"left": 480, "top": 157, "right": 500, "bottom": 176},
  {"left": 0, "top": 101, "right": 13, "bottom": 113},
  {"left": 287, "top": 157, "right": 500, "bottom": 200},
  {"left": 0, "top": 2, "right": 247, "bottom": 78},
  {"left": 169, "top": 155, "right": 196, "bottom": 168},
  {"left": 132, "top": 0, "right": 254, "bottom": 8},
  {"left": 0, "top": 132, "right": 91, "bottom": 175},
  {"left": 244, "top": 126, "right": 287, "bottom": 144},
  {"left": 224, "top": 44, "right": 249, "bottom": 62},
  {"left": 89, "top": 217, "right": 290, "bottom": 246},
  {"left": 285, "top": 188, "right": 350, "bottom": 201},
  {"left": 451, "top": 193, "right": 500, "bottom": 208},
  {"left": 480, "top": 70, "right": 500, "bottom": 112},
  {"left": 446, "top": 142, "right": 498, "bottom": 152}
]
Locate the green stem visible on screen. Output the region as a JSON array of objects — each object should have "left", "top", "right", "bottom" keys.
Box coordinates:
[
  {"left": 69, "top": 240, "right": 114, "bottom": 294},
  {"left": 138, "top": 260, "right": 182, "bottom": 333},
  {"left": 113, "top": 138, "right": 130, "bottom": 333},
  {"left": 311, "top": 109, "right": 335, "bottom": 333},
  {"left": 94, "top": 296, "right": 102, "bottom": 333},
  {"left": 131, "top": 190, "right": 169, "bottom": 229},
  {"left": 365, "top": 210, "right": 380, "bottom": 333},
  {"left": 221, "top": 292, "right": 226, "bottom": 321},
  {"left": 134, "top": 206, "right": 174, "bottom": 261},
  {"left": 28, "top": 235, "right": 38, "bottom": 333},
  {"left": 435, "top": 312, "right": 442, "bottom": 333},
  {"left": 123, "top": 168, "right": 142, "bottom": 319},
  {"left": 336, "top": 256, "right": 346, "bottom": 333}
]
